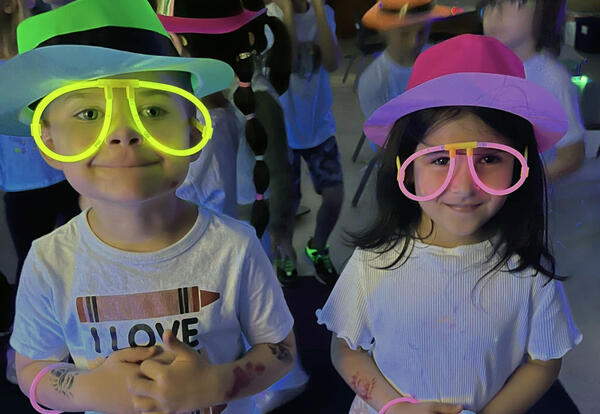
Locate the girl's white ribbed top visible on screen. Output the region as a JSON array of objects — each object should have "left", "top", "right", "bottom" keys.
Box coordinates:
[{"left": 316, "top": 238, "right": 582, "bottom": 412}]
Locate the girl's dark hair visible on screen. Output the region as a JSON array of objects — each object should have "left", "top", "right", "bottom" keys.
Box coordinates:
[
  {"left": 348, "top": 106, "right": 565, "bottom": 285},
  {"left": 532, "top": 0, "right": 566, "bottom": 57},
  {"left": 247, "top": 13, "right": 292, "bottom": 95}
]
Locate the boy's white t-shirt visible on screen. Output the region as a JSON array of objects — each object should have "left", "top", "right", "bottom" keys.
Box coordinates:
[
  {"left": 523, "top": 53, "right": 585, "bottom": 163},
  {"left": 316, "top": 239, "right": 582, "bottom": 413},
  {"left": 278, "top": 1, "right": 337, "bottom": 150},
  {"left": 177, "top": 105, "right": 243, "bottom": 218},
  {"left": 11, "top": 206, "right": 294, "bottom": 414}
]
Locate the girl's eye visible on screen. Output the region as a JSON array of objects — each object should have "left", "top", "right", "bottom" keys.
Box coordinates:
[
  {"left": 479, "top": 155, "right": 501, "bottom": 164},
  {"left": 76, "top": 109, "right": 101, "bottom": 121},
  {"left": 141, "top": 106, "right": 167, "bottom": 118},
  {"left": 432, "top": 157, "right": 450, "bottom": 166}
]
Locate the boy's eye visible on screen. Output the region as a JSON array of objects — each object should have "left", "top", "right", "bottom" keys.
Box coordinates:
[
  {"left": 76, "top": 109, "right": 101, "bottom": 121},
  {"left": 141, "top": 106, "right": 167, "bottom": 118}
]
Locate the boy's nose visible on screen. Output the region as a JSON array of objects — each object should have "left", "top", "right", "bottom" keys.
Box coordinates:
[
  {"left": 104, "top": 94, "right": 143, "bottom": 147},
  {"left": 105, "top": 127, "right": 143, "bottom": 147}
]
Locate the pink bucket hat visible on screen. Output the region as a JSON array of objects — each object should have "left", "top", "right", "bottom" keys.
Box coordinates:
[{"left": 363, "top": 34, "right": 568, "bottom": 153}]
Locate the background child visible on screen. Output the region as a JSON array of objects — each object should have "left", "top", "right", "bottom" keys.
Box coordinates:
[
  {"left": 2, "top": 1, "right": 296, "bottom": 413},
  {"left": 158, "top": 0, "right": 296, "bottom": 265},
  {"left": 358, "top": 23, "right": 430, "bottom": 121},
  {"left": 317, "top": 35, "right": 581, "bottom": 414},
  {"left": 357, "top": 0, "right": 463, "bottom": 120},
  {"left": 272, "top": 0, "right": 343, "bottom": 287},
  {"left": 481, "top": 0, "right": 588, "bottom": 268},
  {"left": 480, "top": 0, "right": 585, "bottom": 182}
]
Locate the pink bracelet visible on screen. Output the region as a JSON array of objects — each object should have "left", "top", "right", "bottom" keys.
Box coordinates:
[
  {"left": 29, "top": 363, "right": 65, "bottom": 414},
  {"left": 239, "top": 81, "right": 251, "bottom": 88},
  {"left": 379, "top": 397, "right": 419, "bottom": 414}
]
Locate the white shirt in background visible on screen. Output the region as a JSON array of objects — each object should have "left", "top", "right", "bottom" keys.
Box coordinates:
[{"left": 177, "top": 105, "right": 243, "bottom": 217}]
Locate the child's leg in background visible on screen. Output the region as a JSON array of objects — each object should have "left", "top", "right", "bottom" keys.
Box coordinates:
[
  {"left": 302, "top": 136, "right": 344, "bottom": 249},
  {"left": 288, "top": 147, "right": 303, "bottom": 236}
]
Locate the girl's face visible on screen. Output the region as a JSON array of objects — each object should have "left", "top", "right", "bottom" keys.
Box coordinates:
[
  {"left": 414, "top": 113, "right": 513, "bottom": 247},
  {"left": 482, "top": 0, "right": 536, "bottom": 54}
]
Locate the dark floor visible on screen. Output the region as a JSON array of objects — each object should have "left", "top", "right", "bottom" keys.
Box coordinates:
[{"left": 0, "top": 277, "right": 582, "bottom": 413}]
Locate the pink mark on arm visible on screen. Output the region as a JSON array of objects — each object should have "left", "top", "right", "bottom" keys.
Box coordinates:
[
  {"left": 224, "top": 362, "right": 266, "bottom": 399},
  {"left": 349, "top": 373, "right": 377, "bottom": 401}
]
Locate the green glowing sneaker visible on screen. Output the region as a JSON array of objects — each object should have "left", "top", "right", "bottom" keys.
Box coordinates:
[
  {"left": 305, "top": 239, "right": 338, "bottom": 286},
  {"left": 275, "top": 258, "right": 298, "bottom": 287}
]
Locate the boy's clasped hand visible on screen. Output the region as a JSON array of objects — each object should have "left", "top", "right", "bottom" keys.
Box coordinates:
[{"left": 86, "top": 330, "right": 222, "bottom": 414}]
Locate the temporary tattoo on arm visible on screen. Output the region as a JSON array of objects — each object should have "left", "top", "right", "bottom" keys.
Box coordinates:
[
  {"left": 268, "top": 343, "right": 293, "bottom": 364},
  {"left": 349, "top": 373, "right": 376, "bottom": 401},
  {"left": 224, "top": 362, "right": 266, "bottom": 399},
  {"left": 49, "top": 367, "right": 79, "bottom": 400}
]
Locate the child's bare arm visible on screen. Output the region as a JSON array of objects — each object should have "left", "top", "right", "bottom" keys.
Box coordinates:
[
  {"left": 331, "top": 336, "right": 401, "bottom": 410},
  {"left": 480, "top": 356, "right": 562, "bottom": 414},
  {"left": 331, "top": 337, "right": 463, "bottom": 414},
  {"left": 16, "top": 348, "right": 156, "bottom": 413},
  {"left": 544, "top": 141, "right": 585, "bottom": 181},
  {"left": 219, "top": 329, "right": 296, "bottom": 399},
  {"left": 271, "top": 0, "right": 298, "bottom": 71},
  {"left": 312, "top": 0, "right": 341, "bottom": 72},
  {"left": 127, "top": 329, "right": 296, "bottom": 413}
]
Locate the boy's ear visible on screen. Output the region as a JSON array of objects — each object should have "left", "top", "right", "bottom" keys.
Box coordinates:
[{"left": 39, "top": 124, "right": 64, "bottom": 170}]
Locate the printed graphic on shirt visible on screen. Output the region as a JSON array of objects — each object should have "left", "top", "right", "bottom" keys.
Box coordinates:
[
  {"left": 295, "top": 42, "right": 321, "bottom": 80},
  {"left": 76, "top": 286, "right": 219, "bottom": 323},
  {"left": 76, "top": 286, "right": 221, "bottom": 353},
  {"left": 77, "top": 286, "right": 226, "bottom": 414}
]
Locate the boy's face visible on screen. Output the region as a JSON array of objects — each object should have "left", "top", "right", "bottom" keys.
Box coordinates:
[
  {"left": 40, "top": 71, "right": 199, "bottom": 205},
  {"left": 482, "top": 0, "right": 536, "bottom": 52}
]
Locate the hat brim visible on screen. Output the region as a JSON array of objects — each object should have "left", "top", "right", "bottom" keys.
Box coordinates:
[
  {"left": 158, "top": 8, "right": 266, "bottom": 34},
  {"left": 362, "top": 4, "right": 464, "bottom": 31},
  {"left": 363, "top": 72, "right": 568, "bottom": 153},
  {"left": 0, "top": 45, "right": 234, "bottom": 136}
]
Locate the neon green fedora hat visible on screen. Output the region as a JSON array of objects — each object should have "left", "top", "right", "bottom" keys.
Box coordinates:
[{"left": 0, "top": 0, "right": 234, "bottom": 137}]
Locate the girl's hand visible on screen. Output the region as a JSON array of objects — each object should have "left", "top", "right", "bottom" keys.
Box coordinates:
[
  {"left": 83, "top": 346, "right": 157, "bottom": 414},
  {"left": 127, "top": 330, "right": 221, "bottom": 413},
  {"left": 388, "top": 401, "right": 464, "bottom": 414}
]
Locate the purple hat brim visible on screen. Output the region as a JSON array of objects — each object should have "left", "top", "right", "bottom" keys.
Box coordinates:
[
  {"left": 158, "top": 8, "right": 266, "bottom": 34},
  {"left": 363, "top": 72, "right": 568, "bottom": 153}
]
